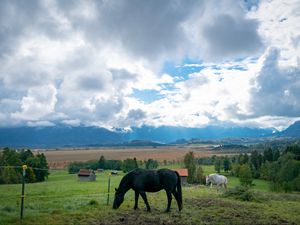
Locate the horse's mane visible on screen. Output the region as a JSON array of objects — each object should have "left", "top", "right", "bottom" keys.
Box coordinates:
[{"left": 118, "top": 170, "right": 134, "bottom": 191}]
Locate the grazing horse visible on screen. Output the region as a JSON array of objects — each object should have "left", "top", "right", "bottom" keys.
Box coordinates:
[
  {"left": 206, "top": 174, "right": 228, "bottom": 191},
  {"left": 113, "top": 168, "right": 182, "bottom": 212}
]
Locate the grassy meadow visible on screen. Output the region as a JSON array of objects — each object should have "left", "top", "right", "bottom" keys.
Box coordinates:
[{"left": 0, "top": 166, "right": 300, "bottom": 225}]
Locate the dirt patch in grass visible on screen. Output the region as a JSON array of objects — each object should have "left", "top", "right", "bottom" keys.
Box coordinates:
[
  {"left": 184, "top": 197, "right": 295, "bottom": 225},
  {"left": 91, "top": 209, "right": 187, "bottom": 225},
  {"left": 87, "top": 197, "right": 296, "bottom": 225}
]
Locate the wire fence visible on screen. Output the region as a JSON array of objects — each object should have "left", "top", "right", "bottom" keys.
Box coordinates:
[
  {"left": 0, "top": 165, "right": 60, "bottom": 171},
  {"left": 0, "top": 165, "right": 115, "bottom": 220}
]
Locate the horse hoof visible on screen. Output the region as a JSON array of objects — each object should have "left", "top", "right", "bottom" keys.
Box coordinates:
[{"left": 164, "top": 209, "right": 170, "bottom": 213}]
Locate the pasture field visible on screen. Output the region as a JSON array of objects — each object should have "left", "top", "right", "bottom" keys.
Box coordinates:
[
  {"left": 37, "top": 146, "right": 230, "bottom": 168},
  {"left": 1, "top": 166, "right": 300, "bottom": 225}
]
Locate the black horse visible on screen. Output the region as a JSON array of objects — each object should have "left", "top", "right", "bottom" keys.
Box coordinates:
[{"left": 113, "top": 168, "right": 182, "bottom": 212}]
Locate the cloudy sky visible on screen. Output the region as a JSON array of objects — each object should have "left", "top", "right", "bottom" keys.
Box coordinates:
[{"left": 0, "top": 0, "right": 299, "bottom": 130}]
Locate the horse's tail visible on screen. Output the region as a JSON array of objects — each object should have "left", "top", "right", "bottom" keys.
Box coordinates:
[{"left": 175, "top": 171, "right": 183, "bottom": 211}]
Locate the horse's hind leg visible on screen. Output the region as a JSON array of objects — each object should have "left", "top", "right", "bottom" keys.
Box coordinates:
[
  {"left": 140, "top": 192, "right": 151, "bottom": 212},
  {"left": 165, "top": 191, "right": 172, "bottom": 212},
  {"left": 134, "top": 191, "right": 139, "bottom": 210},
  {"left": 172, "top": 190, "right": 182, "bottom": 211}
]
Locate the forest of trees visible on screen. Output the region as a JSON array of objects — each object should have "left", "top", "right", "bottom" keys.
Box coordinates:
[
  {"left": 0, "top": 148, "right": 49, "bottom": 184},
  {"left": 197, "top": 144, "right": 300, "bottom": 192}
]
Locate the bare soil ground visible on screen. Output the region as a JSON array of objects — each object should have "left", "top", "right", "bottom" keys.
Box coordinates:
[{"left": 36, "top": 146, "right": 231, "bottom": 169}]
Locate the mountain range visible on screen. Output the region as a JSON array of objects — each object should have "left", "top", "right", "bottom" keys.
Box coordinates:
[{"left": 0, "top": 121, "right": 299, "bottom": 148}]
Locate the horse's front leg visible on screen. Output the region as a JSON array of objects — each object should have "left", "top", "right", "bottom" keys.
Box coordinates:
[
  {"left": 134, "top": 191, "right": 139, "bottom": 210},
  {"left": 224, "top": 183, "right": 227, "bottom": 191},
  {"left": 165, "top": 191, "right": 172, "bottom": 213},
  {"left": 140, "top": 192, "right": 151, "bottom": 212}
]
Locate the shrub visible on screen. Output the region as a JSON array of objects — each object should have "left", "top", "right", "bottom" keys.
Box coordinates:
[
  {"left": 145, "top": 159, "right": 158, "bottom": 169},
  {"left": 194, "top": 166, "right": 205, "bottom": 184},
  {"left": 292, "top": 174, "right": 300, "bottom": 191},
  {"left": 122, "top": 158, "right": 138, "bottom": 172},
  {"left": 223, "top": 186, "right": 257, "bottom": 202},
  {"left": 88, "top": 200, "right": 99, "bottom": 206}
]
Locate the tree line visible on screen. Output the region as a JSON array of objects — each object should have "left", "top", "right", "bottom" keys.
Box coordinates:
[
  {"left": 68, "top": 156, "right": 159, "bottom": 174},
  {"left": 0, "top": 148, "right": 49, "bottom": 184},
  {"left": 196, "top": 144, "right": 300, "bottom": 192}
]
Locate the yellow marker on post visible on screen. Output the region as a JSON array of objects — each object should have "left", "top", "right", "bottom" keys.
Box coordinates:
[{"left": 22, "top": 165, "right": 27, "bottom": 176}]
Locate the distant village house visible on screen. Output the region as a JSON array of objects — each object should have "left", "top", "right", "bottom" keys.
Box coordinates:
[
  {"left": 78, "top": 169, "right": 96, "bottom": 181},
  {"left": 173, "top": 168, "right": 188, "bottom": 185}
]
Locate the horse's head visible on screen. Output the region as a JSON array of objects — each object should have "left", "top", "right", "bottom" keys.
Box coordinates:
[
  {"left": 113, "top": 188, "right": 124, "bottom": 209},
  {"left": 205, "top": 175, "right": 210, "bottom": 186}
]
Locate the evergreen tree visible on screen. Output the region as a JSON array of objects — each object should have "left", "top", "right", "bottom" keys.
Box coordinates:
[
  {"left": 273, "top": 149, "right": 280, "bottom": 161},
  {"left": 242, "top": 153, "right": 249, "bottom": 164},
  {"left": 285, "top": 145, "right": 300, "bottom": 160},
  {"left": 214, "top": 157, "right": 222, "bottom": 173},
  {"left": 239, "top": 164, "right": 253, "bottom": 187},
  {"left": 237, "top": 153, "right": 244, "bottom": 165},
  {"left": 223, "top": 156, "right": 231, "bottom": 172},
  {"left": 19, "top": 149, "right": 34, "bottom": 162},
  {"left": 184, "top": 151, "right": 196, "bottom": 183},
  {"left": 263, "top": 148, "right": 273, "bottom": 162},
  {"left": 98, "top": 155, "right": 106, "bottom": 169},
  {"left": 1, "top": 148, "right": 21, "bottom": 166}
]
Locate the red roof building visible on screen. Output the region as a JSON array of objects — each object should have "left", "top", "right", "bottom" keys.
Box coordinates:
[
  {"left": 173, "top": 168, "right": 188, "bottom": 184},
  {"left": 78, "top": 169, "right": 96, "bottom": 181}
]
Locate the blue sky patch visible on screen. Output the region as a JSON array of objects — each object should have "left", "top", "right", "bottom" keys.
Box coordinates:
[
  {"left": 131, "top": 89, "right": 164, "bottom": 104},
  {"left": 161, "top": 58, "right": 205, "bottom": 81}
]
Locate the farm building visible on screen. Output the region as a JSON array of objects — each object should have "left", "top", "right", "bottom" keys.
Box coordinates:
[
  {"left": 111, "top": 170, "right": 119, "bottom": 175},
  {"left": 78, "top": 169, "right": 96, "bottom": 181},
  {"left": 173, "top": 169, "right": 188, "bottom": 184}
]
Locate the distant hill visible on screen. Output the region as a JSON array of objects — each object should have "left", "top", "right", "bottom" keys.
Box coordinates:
[
  {"left": 277, "top": 121, "right": 300, "bottom": 138},
  {"left": 126, "top": 125, "right": 275, "bottom": 143},
  {"left": 0, "top": 124, "right": 277, "bottom": 148},
  {"left": 0, "top": 126, "right": 123, "bottom": 148},
  {"left": 120, "top": 140, "right": 165, "bottom": 147}
]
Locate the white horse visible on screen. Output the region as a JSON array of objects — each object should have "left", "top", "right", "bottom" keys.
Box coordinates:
[{"left": 206, "top": 174, "right": 228, "bottom": 191}]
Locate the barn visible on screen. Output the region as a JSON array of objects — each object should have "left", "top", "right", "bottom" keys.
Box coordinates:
[
  {"left": 173, "top": 169, "right": 188, "bottom": 185},
  {"left": 78, "top": 169, "right": 96, "bottom": 181}
]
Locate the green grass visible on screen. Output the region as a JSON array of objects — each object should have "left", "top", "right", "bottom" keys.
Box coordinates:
[{"left": 0, "top": 168, "right": 300, "bottom": 225}]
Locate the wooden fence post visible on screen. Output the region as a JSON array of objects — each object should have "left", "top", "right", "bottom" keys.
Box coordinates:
[
  {"left": 20, "top": 165, "right": 27, "bottom": 219},
  {"left": 107, "top": 173, "right": 111, "bottom": 205}
]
